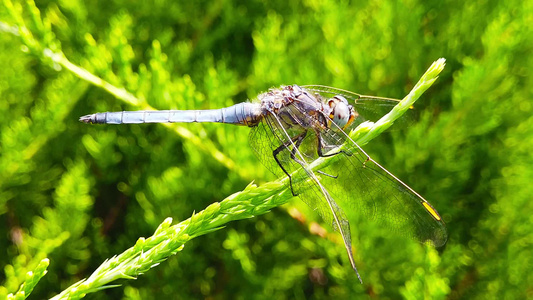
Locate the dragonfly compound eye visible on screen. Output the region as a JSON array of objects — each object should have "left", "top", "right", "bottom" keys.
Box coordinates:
[{"left": 329, "top": 96, "right": 352, "bottom": 128}]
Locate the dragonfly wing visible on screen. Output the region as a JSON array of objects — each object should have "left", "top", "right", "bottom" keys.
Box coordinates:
[
  {"left": 314, "top": 125, "right": 448, "bottom": 247},
  {"left": 248, "top": 108, "right": 362, "bottom": 281},
  {"left": 248, "top": 113, "right": 347, "bottom": 230}
]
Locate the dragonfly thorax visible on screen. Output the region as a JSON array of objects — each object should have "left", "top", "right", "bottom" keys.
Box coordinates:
[
  {"left": 258, "top": 85, "right": 324, "bottom": 128},
  {"left": 256, "top": 85, "right": 356, "bottom": 131}
]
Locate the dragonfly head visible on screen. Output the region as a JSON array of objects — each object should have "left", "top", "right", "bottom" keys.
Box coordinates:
[{"left": 328, "top": 95, "right": 356, "bottom": 129}]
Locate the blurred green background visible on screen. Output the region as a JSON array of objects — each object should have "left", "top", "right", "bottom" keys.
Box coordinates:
[{"left": 1, "top": 0, "right": 531, "bottom": 299}]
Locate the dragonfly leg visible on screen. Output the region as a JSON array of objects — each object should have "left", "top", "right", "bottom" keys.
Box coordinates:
[
  {"left": 316, "top": 131, "right": 352, "bottom": 158},
  {"left": 312, "top": 131, "right": 352, "bottom": 178},
  {"left": 273, "top": 131, "right": 307, "bottom": 196}
]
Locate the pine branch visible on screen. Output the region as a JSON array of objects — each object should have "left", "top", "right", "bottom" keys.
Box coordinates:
[{"left": 7, "top": 259, "right": 49, "bottom": 300}]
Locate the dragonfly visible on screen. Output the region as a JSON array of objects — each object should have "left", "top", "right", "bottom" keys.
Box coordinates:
[{"left": 80, "top": 84, "right": 447, "bottom": 283}]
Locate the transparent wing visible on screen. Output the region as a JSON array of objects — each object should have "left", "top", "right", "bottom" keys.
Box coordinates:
[
  {"left": 313, "top": 121, "right": 448, "bottom": 247},
  {"left": 249, "top": 107, "right": 347, "bottom": 229},
  {"left": 249, "top": 107, "right": 362, "bottom": 281},
  {"left": 303, "top": 85, "right": 415, "bottom": 128}
]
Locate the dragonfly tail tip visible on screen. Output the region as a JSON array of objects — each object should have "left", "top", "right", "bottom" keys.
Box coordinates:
[{"left": 79, "top": 114, "right": 94, "bottom": 124}]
